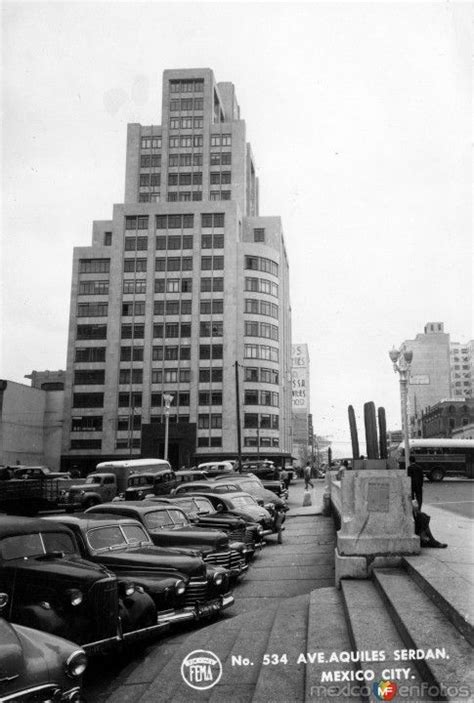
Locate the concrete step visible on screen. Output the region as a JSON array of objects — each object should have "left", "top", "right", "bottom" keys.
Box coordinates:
[
  {"left": 251, "top": 593, "right": 310, "bottom": 703},
  {"left": 341, "top": 580, "right": 427, "bottom": 695},
  {"left": 374, "top": 569, "right": 474, "bottom": 699},
  {"left": 305, "top": 587, "right": 360, "bottom": 703},
  {"left": 403, "top": 555, "right": 474, "bottom": 646}
]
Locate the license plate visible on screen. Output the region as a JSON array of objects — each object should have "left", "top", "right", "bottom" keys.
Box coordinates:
[{"left": 197, "top": 600, "right": 221, "bottom": 618}]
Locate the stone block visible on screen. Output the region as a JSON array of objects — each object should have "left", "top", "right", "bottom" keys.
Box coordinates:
[{"left": 335, "top": 549, "right": 368, "bottom": 587}]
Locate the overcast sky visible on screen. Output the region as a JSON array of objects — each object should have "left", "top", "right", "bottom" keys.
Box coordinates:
[{"left": 1, "top": 1, "right": 472, "bottom": 455}]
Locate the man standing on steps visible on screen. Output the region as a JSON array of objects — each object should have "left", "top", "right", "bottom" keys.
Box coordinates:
[{"left": 303, "top": 461, "right": 313, "bottom": 490}]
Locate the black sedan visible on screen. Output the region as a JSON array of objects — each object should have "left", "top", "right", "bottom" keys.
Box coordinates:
[
  {"left": 86, "top": 502, "right": 247, "bottom": 578},
  {"left": 45, "top": 513, "right": 234, "bottom": 623}
]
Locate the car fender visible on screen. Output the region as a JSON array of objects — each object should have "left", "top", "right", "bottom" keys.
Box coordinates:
[
  {"left": 119, "top": 591, "right": 156, "bottom": 632},
  {"left": 16, "top": 603, "right": 66, "bottom": 637}
]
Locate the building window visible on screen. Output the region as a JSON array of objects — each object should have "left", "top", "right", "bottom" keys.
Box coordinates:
[
  {"left": 73, "top": 392, "right": 104, "bottom": 408},
  {"left": 124, "top": 258, "right": 147, "bottom": 273},
  {"left": 253, "top": 228, "right": 265, "bottom": 242},
  {"left": 74, "top": 370, "right": 105, "bottom": 385},
  {"left": 75, "top": 347, "right": 106, "bottom": 363},
  {"left": 71, "top": 416, "right": 103, "bottom": 432},
  {"left": 122, "top": 301, "right": 145, "bottom": 317},
  {"left": 201, "top": 213, "right": 225, "bottom": 228},
  {"left": 120, "top": 346, "right": 144, "bottom": 362},
  {"left": 77, "top": 302, "right": 108, "bottom": 317},
  {"left": 119, "top": 369, "right": 143, "bottom": 385},
  {"left": 245, "top": 256, "right": 278, "bottom": 277},
  {"left": 104, "top": 231, "right": 112, "bottom": 246},
  {"left": 78, "top": 280, "right": 109, "bottom": 295},
  {"left": 79, "top": 259, "right": 110, "bottom": 274},
  {"left": 200, "top": 321, "right": 223, "bottom": 337},
  {"left": 123, "top": 279, "right": 146, "bottom": 294},
  {"left": 121, "top": 324, "right": 145, "bottom": 339},
  {"left": 76, "top": 324, "right": 107, "bottom": 340}
]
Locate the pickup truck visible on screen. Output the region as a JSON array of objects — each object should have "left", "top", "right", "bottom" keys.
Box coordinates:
[
  {"left": 60, "top": 473, "right": 120, "bottom": 511},
  {"left": 0, "top": 477, "right": 65, "bottom": 515}
]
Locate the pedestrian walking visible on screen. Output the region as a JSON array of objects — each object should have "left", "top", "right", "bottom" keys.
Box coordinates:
[{"left": 303, "top": 461, "right": 313, "bottom": 489}]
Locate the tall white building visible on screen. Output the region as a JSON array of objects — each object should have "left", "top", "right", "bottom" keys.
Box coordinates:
[{"left": 61, "top": 68, "right": 292, "bottom": 473}]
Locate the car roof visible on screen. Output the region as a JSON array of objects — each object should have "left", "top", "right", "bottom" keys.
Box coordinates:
[
  {"left": 0, "top": 515, "right": 73, "bottom": 537},
  {"left": 89, "top": 502, "right": 186, "bottom": 515},
  {"left": 43, "top": 513, "right": 147, "bottom": 528},
  {"left": 174, "top": 490, "right": 252, "bottom": 501}
]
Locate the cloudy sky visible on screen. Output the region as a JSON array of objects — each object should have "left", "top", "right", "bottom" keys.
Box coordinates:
[{"left": 2, "top": 1, "right": 472, "bottom": 455}]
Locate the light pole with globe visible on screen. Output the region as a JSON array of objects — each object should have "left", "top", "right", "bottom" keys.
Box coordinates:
[
  {"left": 389, "top": 347, "right": 413, "bottom": 472},
  {"left": 163, "top": 393, "right": 174, "bottom": 462}
]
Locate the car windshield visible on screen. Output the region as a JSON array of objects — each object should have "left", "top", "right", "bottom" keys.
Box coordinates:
[
  {"left": 87, "top": 523, "right": 150, "bottom": 551},
  {"left": 194, "top": 498, "right": 215, "bottom": 514},
  {"left": 228, "top": 495, "right": 258, "bottom": 509},
  {"left": 144, "top": 509, "right": 189, "bottom": 530},
  {"left": 1, "top": 531, "right": 76, "bottom": 560},
  {"left": 85, "top": 475, "right": 102, "bottom": 485},
  {"left": 128, "top": 476, "right": 151, "bottom": 487}
]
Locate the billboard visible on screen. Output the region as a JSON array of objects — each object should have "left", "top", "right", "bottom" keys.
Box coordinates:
[{"left": 292, "top": 344, "right": 309, "bottom": 412}]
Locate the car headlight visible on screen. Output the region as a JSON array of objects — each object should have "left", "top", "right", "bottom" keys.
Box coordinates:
[
  {"left": 66, "top": 588, "right": 83, "bottom": 607},
  {"left": 119, "top": 581, "right": 136, "bottom": 598},
  {"left": 213, "top": 572, "right": 224, "bottom": 586},
  {"left": 66, "top": 649, "right": 88, "bottom": 678},
  {"left": 174, "top": 579, "right": 186, "bottom": 596}
]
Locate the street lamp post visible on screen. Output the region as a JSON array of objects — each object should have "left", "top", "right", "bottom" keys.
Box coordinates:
[
  {"left": 389, "top": 347, "right": 413, "bottom": 472},
  {"left": 163, "top": 393, "right": 174, "bottom": 462}
]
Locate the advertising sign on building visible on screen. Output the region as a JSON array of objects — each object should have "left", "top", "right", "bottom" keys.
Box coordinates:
[{"left": 292, "top": 344, "right": 309, "bottom": 412}]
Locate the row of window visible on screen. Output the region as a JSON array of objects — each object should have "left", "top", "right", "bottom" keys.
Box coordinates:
[
  {"left": 244, "top": 390, "right": 279, "bottom": 407},
  {"left": 75, "top": 347, "right": 106, "bottom": 362},
  {"left": 79, "top": 280, "right": 109, "bottom": 295},
  {"left": 156, "top": 213, "right": 225, "bottom": 229},
  {"left": 210, "top": 152, "right": 232, "bottom": 166},
  {"left": 245, "top": 299, "right": 278, "bottom": 319},
  {"left": 169, "top": 97, "right": 204, "bottom": 111},
  {"left": 168, "top": 172, "right": 202, "bottom": 185},
  {"left": 77, "top": 303, "right": 108, "bottom": 317},
  {"left": 126, "top": 233, "right": 225, "bottom": 252},
  {"left": 209, "top": 190, "right": 231, "bottom": 201},
  {"left": 169, "top": 79, "right": 204, "bottom": 93},
  {"left": 244, "top": 413, "right": 279, "bottom": 429},
  {"left": 210, "top": 134, "right": 232, "bottom": 146},
  {"left": 166, "top": 192, "right": 203, "bottom": 203},
  {"left": 139, "top": 193, "right": 161, "bottom": 203},
  {"left": 244, "top": 345, "right": 279, "bottom": 362},
  {"left": 169, "top": 135, "right": 203, "bottom": 148},
  {"left": 72, "top": 387, "right": 239, "bottom": 409},
  {"left": 245, "top": 321, "right": 279, "bottom": 341},
  {"left": 245, "top": 277, "right": 279, "bottom": 297},
  {"left": 140, "top": 173, "right": 161, "bottom": 187},
  {"left": 79, "top": 259, "right": 110, "bottom": 274},
  {"left": 140, "top": 154, "right": 161, "bottom": 168},
  {"left": 170, "top": 117, "right": 203, "bottom": 130},
  {"left": 140, "top": 137, "right": 162, "bottom": 149},
  {"left": 121, "top": 323, "right": 192, "bottom": 339},
  {"left": 244, "top": 256, "right": 278, "bottom": 277},
  {"left": 168, "top": 153, "right": 203, "bottom": 167},
  {"left": 244, "top": 367, "right": 279, "bottom": 384},
  {"left": 123, "top": 276, "right": 221, "bottom": 295},
  {"left": 244, "top": 437, "right": 279, "bottom": 448}
]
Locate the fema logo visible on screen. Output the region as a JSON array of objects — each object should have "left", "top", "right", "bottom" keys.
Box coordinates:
[
  {"left": 181, "top": 649, "right": 223, "bottom": 690},
  {"left": 373, "top": 680, "right": 398, "bottom": 701}
]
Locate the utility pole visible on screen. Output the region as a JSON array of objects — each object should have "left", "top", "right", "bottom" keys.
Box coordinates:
[{"left": 235, "top": 361, "right": 242, "bottom": 472}]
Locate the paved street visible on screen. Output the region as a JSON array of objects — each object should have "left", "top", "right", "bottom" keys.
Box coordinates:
[{"left": 423, "top": 477, "right": 474, "bottom": 519}]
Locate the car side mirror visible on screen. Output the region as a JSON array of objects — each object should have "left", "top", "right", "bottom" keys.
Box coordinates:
[{"left": 0, "top": 592, "right": 9, "bottom": 611}]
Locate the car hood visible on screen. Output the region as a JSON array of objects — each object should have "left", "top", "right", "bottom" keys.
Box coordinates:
[
  {"left": 147, "top": 526, "right": 229, "bottom": 551},
  {"left": 5, "top": 553, "right": 114, "bottom": 583},
  {"left": 92, "top": 546, "right": 206, "bottom": 578},
  {"left": 0, "top": 622, "right": 81, "bottom": 695}
]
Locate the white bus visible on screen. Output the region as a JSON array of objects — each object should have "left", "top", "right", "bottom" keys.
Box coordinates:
[{"left": 397, "top": 439, "right": 474, "bottom": 481}]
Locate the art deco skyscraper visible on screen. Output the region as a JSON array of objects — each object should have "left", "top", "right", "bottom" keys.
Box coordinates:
[{"left": 61, "top": 68, "right": 292, "bottom": 472}]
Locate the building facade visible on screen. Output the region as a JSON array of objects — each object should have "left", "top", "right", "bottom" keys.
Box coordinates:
[
  {"left": 421, "top": 399, "right": 474, "bottom": 438},
  {"left": 450, "top": 340, "right": 473, "bottom": 399},
  {"left": 0, "top": 378, "right": 64, "bottom": 468},
  {"left": 400, "top": 322, "right": 451, "bottom": 434},
  {"left": 61, "top": 68, "right": 292, "bottom": 473},
  {"left": 291, "top": 343, "right": 310, "bottom": 466}
]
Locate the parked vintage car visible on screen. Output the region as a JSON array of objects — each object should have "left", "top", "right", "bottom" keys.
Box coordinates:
[
  {"left": 0, "top": 516, "right": 165, "bottom": 654},
  {"left": 86, "top": 502, "right": 248, "bottom": 578},
  {"left": 0, "top": 593, "right": 87, "bottom": 702},
  {"left": 45, "top": 514, "right": 234, "bottom": 622},
  {"left": 150, "top": 495, "right": 263, "bottom": 558},
  {"left": 122, "top": 468, "right": 177, "bottom": 501},
  {"left": 196, "top": 461, "right": 235, "bottom": 477},
  {"left": 239, "top": 464, "right": 289, "bottom": 498},
  {"left": 171, "top": 490, "right": 276, "bottom": 538},
  {"left": 214, "top": 473, "right": 289, "bottom": 512}
]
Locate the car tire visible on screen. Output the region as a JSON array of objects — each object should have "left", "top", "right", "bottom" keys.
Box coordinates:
[{"left": 428, "top": 467, "right": 444, "bottom": 482}]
